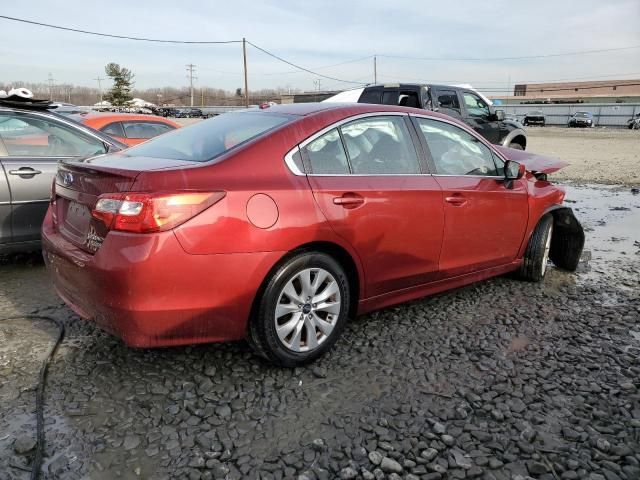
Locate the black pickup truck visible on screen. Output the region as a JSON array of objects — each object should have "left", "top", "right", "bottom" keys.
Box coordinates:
[{"left": 356, "top": 83, "right": 527, "bottom": 150}]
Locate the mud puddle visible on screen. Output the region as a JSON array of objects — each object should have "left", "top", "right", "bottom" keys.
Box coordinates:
[{"left": 561, "top": 183, "right": 640, "bottom": 284}]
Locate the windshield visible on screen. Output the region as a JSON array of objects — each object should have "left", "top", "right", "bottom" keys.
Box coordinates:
[
  {"left": 123, "top": 111, "right": 294, "bottom": 162},
  {"left": 575, "top": 112, "right": 591, "bottom": 118}
]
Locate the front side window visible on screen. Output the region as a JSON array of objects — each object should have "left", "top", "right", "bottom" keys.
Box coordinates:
[
  {"left": 436, "top": 90, "right": 460, "bottom": 112},
  {"left": 463, "top": 92, "right": 490, "bottom": 118},
  {"left": 415, "top": 118, "right": 500, "bottom": 176},
  {"left": 124, "top": 111, "right": 293, "bottom": 162},
  {"left": 340, "top": 116, "right": 420, "bottom": 175},
  {"left": 0, "top": 112, "right": 106, "bottom": 157},
  {"left": 305, "top": 129, "right": 349, "bottom": 174}
]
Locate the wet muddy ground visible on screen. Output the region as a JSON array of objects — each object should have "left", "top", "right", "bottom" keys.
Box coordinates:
[{"left": 0, "top": 182, "right": 639, "bottom": 480}]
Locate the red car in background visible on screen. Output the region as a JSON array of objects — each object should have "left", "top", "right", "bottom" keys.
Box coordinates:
[
  {"left": 70, "top": 112, "right": 180, "bottom": 146},
  {"left": 42, "top": 103, "right": 584, "bottom": 366}
]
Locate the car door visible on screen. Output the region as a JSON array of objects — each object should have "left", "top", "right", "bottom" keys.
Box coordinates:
[
  {"left": 412, "top": 116, "right": 528, "bottom": 278},
  {"left": 0, "top": 140, "right": 11, "bottom": 245},
  {"left": 459, "top": 90, "right": 501, "bottom": 144},
  {"left": 0, "top": 110, "right": 108, "bottom": 244},
  {"left": 303, "top": 113, "right": 444, "bottom": 297}
]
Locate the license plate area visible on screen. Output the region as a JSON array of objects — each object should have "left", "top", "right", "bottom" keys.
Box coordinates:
[{"left": 59, "top": 200, "right": 92, "bottom": 245}]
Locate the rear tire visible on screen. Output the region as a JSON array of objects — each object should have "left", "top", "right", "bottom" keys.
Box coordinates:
[
  {"left": 517, "top": 214, "right": 554, "bottom": 282},
  {"left": 248, "top": 252, "right": 350, "bottom": 367},
  {"left": 509, "top": 141, "right": 524, "bottom": 150}
]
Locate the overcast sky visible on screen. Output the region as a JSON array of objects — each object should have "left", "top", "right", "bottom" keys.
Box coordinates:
[{"left": 1, "top": 0, "right": 639, "bottom": 93}]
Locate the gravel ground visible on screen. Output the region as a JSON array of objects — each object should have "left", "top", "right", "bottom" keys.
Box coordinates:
[
  {"left": 0, "top": 183, "right": 638, "bottom": 480},
  {"left": 525, "top": 127, "right": 640, "bottom": 186}
]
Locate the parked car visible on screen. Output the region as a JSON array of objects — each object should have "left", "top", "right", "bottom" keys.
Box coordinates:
[
  {"left": 0, "top": 100, "right": 126, "bottom": 253},
  {"left": 158, "top": 107, "right": 181, "bottom": 118},
  {"left": 327, "top": 83, "right": 527, "bottom": 150},
  {"left": 568, "top": 111, "right": 595, "bottom": 128},
  {"left": 523, "top": 110, "right": 546, "bottom": 126},
  {"left": 70, "top": 112, "right": 180, "bottom": 146},
  {"left": 186, "top": 108, "right": 204, "bottom": 118},
  {"left": 42, "top": 103, "right": 584, "bottom": 366},
  {"left": 627, "top": 113, "right": 640, "bottom": 130}
]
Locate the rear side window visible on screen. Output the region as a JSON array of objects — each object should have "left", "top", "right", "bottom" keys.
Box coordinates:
[
  {"left": 100, "top": 122, "right": 125, "bottom": 137},
  {"left": 381, "top": 90, "right": 398, "bottom": 105},
  {"left": 340, "top": 116, "right": 420, "bottom": 175},
  {"left": 123, "top": 121, "right": 174, "bottom": 139},
  {"left": 123, "top": 112, "right": 293, "bottom": 162},
  {"left": 305, "top": 129, "right": 350, "bottom": 174}
]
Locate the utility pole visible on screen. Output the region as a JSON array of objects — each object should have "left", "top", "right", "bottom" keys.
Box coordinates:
[
  {"left": 314, "top": 79, "right": 322, "bottom": 91},
  {"left": 242, "top": 38, "right": 249, "bottom": 108},
  {"left": 94, "top": 76, "right": 104, "bottom": 103},
  {"left": 47, "top": 73, "right": 55, "bottom": 100},
  {"left": 201, "top": 88, "right": 204, "bottom": 107},
  {"left": 374, "top": 55, "right": 377, "bottom": 83},
  {"left": 186, "top": 63, "right": 197, "bottom": 107}
]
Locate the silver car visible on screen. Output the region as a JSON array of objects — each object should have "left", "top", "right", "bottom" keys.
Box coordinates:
[{"left": 0, "top": 104, "right": 125, "bottom": 253}]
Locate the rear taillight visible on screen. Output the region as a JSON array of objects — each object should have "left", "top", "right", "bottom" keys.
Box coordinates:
[{"left": 92, "top": 191, "right": 225, "bottom": 233}]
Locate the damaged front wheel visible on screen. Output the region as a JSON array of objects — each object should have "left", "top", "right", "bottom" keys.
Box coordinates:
[{"left": 517, "top": 214, "right": 554, "bottom": 282}]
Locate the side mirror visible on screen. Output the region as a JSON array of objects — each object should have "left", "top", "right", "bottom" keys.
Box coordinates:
[
  {"left": 494, "top": 109, "right": 505, "bottom": 121},
  {"left": 505, "top": 160, "right": 525, "bottom": 180}
]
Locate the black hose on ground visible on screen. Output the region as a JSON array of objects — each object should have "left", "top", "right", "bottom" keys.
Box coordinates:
[{"left": 1, "top": 315, "right": 65, "bottom": 480}]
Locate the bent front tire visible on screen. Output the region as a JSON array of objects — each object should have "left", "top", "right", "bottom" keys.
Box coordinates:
[
  {"left": 517, "top": 214, "right": 554, "bottom": 282},
  {"left": 249, "top": 252, "right": 350, "bottom": 367}
]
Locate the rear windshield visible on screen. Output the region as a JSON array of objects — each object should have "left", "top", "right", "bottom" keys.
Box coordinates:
[{"left": 122, "top": 111, "right": 294, "bottom": 162}]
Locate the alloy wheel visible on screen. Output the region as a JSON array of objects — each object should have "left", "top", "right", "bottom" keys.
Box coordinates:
[{"left": 274, "top": 268, "right": 341, "bottom": 352}]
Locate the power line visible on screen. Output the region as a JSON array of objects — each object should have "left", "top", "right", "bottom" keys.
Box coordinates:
[
  {"left": 47, "top": 73, "right": 55, "bottom": 101},
  {"left": 186, "top": 64, "right": 197, "bottom": 107},
  {"left": 0, "top": 15, "right": 242, "bottom": 44},
  {"left": 261, "top": 55, "right": 375, "bottom": 76},
  {"left": 376, "top": 45, "right": 640, "bottom": 62},
  {"left": 247, "top": 41, "right": 367, "bottom": 85},
  {"left": 93, "top": 76, "right": 105, "bottom": 102}
]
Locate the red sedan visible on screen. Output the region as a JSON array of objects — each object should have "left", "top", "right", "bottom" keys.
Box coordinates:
[
  {"left": 70, "top": 112, "right": 180, "bottom": 146},
  {"left": 42, "top": 103, "right": 584, "bottom": 366}
]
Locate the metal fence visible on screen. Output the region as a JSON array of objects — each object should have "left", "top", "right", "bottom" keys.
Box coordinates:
[{"left": 495, "top": 103, "right": 639, "bottom": 128}]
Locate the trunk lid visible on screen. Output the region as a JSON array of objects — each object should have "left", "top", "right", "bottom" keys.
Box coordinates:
[
  {"left": 53, "top": 154, "right": 194, "bottom": 253},
  {"left": 495, "top": 146, "right": 568, "bottom": 174}
]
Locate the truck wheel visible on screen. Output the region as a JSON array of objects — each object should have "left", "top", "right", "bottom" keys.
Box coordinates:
[
  {"left": 248, "top": 252, "right": 350, "bottom": 367},
  {"left": 516, "top": 214, "right": 554, "bottom": 282},
  {"left": 509, "top": 142, "right": 524, "bottom": 150}
]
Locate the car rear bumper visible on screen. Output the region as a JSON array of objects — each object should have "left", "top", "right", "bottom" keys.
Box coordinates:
[{"left": 42, "top": 209, "right": 283, "bottom": 347}]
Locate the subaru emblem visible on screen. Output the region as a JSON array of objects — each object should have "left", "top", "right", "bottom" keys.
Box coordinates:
[{"left": 62, "top": 171, "right": 73, "bottom": 186}]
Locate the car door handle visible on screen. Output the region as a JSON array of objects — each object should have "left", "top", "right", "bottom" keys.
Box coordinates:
[
  {"left": 9, "top": 167, "right": 43, "bottom": 176},
  {"left": 445, "top": 195, "right": 468, "bottom": 206},
  {"left": 333, "top": 193, "right": 364, "bottom": 209}
]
